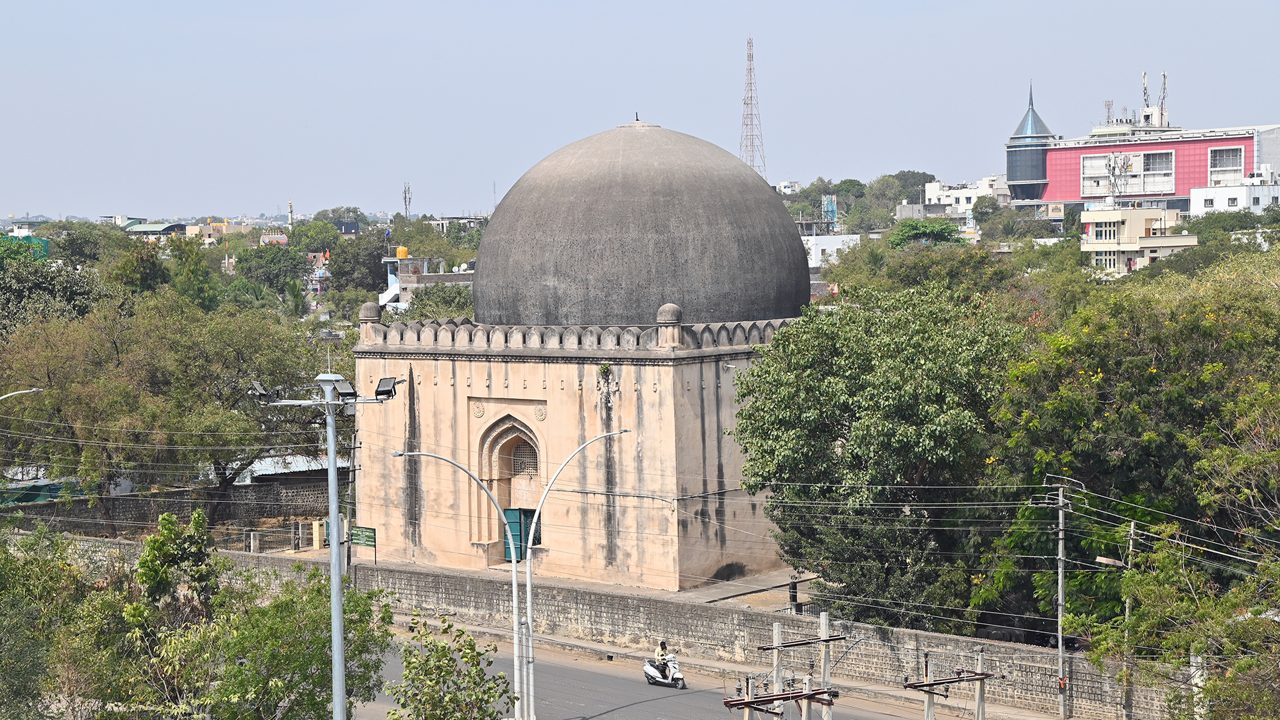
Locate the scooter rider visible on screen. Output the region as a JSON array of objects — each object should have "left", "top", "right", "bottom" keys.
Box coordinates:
[{"left": 653, "top": 640, "right": 672, "bottom": 680}]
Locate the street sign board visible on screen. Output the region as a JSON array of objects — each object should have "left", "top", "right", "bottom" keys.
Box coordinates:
[{"left": 350, "top": 525, "right": 377, "bottom": 548}]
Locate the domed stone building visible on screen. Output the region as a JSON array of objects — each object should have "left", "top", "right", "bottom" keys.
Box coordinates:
[{"left": 353, "top": 121, "right": 808, "bottom": 590}]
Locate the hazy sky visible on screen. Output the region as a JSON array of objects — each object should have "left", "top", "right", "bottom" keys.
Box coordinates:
[{"left": 7, "top": 1, "right": 1280, "bottom": 220}]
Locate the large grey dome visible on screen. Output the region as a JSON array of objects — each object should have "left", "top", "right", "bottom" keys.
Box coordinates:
[{"left": 473, "top": 122, "right": 809, "bottom": 327}]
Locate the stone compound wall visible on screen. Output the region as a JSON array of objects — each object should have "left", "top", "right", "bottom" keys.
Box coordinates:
[
  {"left": 62, "top": 537, "right": 1168, "bottom": 720},
  {"left": 7, "top": 479, "right": 332, "bottom": 537}
]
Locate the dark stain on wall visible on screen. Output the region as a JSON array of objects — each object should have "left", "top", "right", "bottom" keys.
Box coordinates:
[
  {"left": 404, "top": 366, "right": 422, "bottom": 548},
  {"left": 712, "top": 363, "right": 727, "bottom": 548},
  {"left": 601, "top": 364, "right": 619, "bottom": 566}
]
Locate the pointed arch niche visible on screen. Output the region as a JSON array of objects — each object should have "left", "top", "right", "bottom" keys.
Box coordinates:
[{"left": 472, "top": 414, "right": 544, "bottom": 550}]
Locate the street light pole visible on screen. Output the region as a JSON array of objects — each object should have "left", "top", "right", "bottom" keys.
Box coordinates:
[
  {"left": 264, "top": 372, "right": 401, "bottom": 720},
  {"left": 522, "top": 429, "right": 629, "bottom": 719},
  {"left": 0, "top": 388, "right": 43, "bottom": 403},
  {"left": 393, "top": 450, "right": 524, "bottom": 720},
  {"left": 316, "top": 374, "right": 348, "bottom": 720}
]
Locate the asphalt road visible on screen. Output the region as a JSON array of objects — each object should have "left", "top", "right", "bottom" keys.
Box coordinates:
[{"left": 356, "top": 642, "right": 924, "bottom": 720}]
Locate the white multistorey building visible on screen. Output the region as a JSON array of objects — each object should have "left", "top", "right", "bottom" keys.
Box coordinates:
[
  {"left": 1081, "top": 206, "right": 1198, "bottom": 276},
  {"left": 923, "top": 175, "right": 1010, "bottom": 218},
  {"left": 802, "top": 234, "right": 859, "bottom": 270},
  {"left": 1189, "top": 165, "right": 1280, "bottom": 216}
]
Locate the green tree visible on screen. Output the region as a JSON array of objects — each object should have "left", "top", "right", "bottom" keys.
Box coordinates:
[
  {"left": 971, "top": 195, "right": 1000, "bottom": 224},
  {"left": 399, "top": 284, "right": 473, "bottom": 321},
  {"left": 733, "top": 289, "right": 1022, "bottom": 630},
  {"left": 0, "top": 248, "right": 104, "bottom": 338},
  {"left": 981, "top": 252, "right": 1280, "bottom": 626},
  {"left": 312, "top": 206, "right": 369, "bottom": 227},
  {"left": 106, "top": 240, "right": 170, "bottom": 293},
  {"left": 329, "top": 234, "right": 386, "bottom": 292},
  {"left": 290, "top": 220, "right": 342, "bottom": 253},
  {"left": 388, "top": 614, "right": 515, "bottom": 720},
  {"left": 179, "top": 571, "right": 392, "bottom": 720},
  {"left": 170, "top": 237, "right": 220, "bottom": 311},
  {"left": 0, "top": 289, "right": 328, "bottom": 500},
  {"left": 236, "top": 244, "right": 310, "bottom": 296},
  {"left": 888, "top": 170, "right": 936, "bottom": 204},
  {"left": 0, "top": 525, "right": 87, "bottom": 719},
  {"left": 832, "top": 178, "right": 865, "bottom": 199},
  {"left": 1071, "top": 548, "right": 1280, "bottom": 720},
  {"left": 34, "top": 220, "right": 131, "bottom": 267},
  {"left": 886, "top": 218, "right": 962, "bottom": 248}
]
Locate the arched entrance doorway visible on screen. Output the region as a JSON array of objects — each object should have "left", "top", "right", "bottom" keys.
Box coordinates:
[{"left": 476, "top": 415, "right": 543, "bottom": 563}]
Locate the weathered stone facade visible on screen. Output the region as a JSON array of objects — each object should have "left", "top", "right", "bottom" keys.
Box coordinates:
[{"left": 352, "top": 310, "right": 790, "bottom": 590}]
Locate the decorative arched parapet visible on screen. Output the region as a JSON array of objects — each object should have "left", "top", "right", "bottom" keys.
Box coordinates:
[
  {"left": 638, "top": 327, "right": 658, "bottom": 349},
  {"left": 620, "top": 327, "right": 641, "bottom": 350},
  {"left": 387, "top": 322, "right": 408, "bottom": 344},
  {"left": 600, "top": 327, "right": 621, "bottom": 350},
  {"left": 368, "top": 323, "right": 388, "bottom": 344},
  {"left": 542, "top": 327, "right": 562, "bottom": 349},
  {"left": 436, "top": 324, "right": 454, "bottom": 345},
  {"left": 746, "top": 322, "right": 763, "bottom": 345},
  {"left": 561, "top": 326, "right": 581, "bottom": 350},
  {"left": 581, "top": 326, "right": 603, "bottom": 349},
  {"left": 403, "top": 321, "right": 423, "bottom": 344},
  {"left": 523, "top": 327, "right": 543, "bottom": 349},
  {"left": 730, "top": 322, "right": 748, "bottom": 346},
  {"left": 693, "top": 324, "right": 715, "bottom": 349},
  {"left": 714, "top": 323, "right": 733, "bottom": 347},
  {"left": 470, "top": 326, "right": 489, "bottom": 348},
  {"left": 454, "top": 324, "right": 474, "bottom": 347}
]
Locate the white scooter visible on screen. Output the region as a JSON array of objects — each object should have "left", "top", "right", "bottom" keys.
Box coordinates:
[{"left": 643, "top": 653, "right": 686, "bottom": 689}]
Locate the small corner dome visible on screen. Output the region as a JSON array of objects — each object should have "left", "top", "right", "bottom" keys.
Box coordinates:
[
  {"left": 359, "top": 301, "right": 381, "bottom": 322},
  {"left": 473, "top": 122, "right": 809, "bottom": 327},
  {"left": 656, "top": 303, "right": 683, "bottom": 324}
]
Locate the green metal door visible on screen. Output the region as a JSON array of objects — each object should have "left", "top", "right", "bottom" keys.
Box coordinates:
[{"left": 503, "top": 508, "right": 524, "bottom": 562}]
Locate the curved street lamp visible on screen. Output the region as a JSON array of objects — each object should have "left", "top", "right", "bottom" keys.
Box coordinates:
[
  {"left": 392, "top": 449, "right": 526, "bottom": 720},
  {"left": 521, "top": 429, "right": 628, "bottom": 717},
  {"left": 0, "top": 387, "right": 43, "bottom": 403}
]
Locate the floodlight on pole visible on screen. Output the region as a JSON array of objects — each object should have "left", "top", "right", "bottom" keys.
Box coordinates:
[{"left": 259, "top": 373, "right": 401, "bottom": 720}]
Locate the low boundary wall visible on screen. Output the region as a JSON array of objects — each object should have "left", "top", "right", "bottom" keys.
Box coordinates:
[{"left": 66, "top": 537, "right": 1168, "bottom": 720}]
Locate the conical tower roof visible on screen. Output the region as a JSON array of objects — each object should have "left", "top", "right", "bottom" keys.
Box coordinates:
[{"left": 1009, "top": 84, "right": 1053, "bottom": 142}]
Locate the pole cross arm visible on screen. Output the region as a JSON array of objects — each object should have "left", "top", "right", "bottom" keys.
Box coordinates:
[
  {"left": 723, "top": 688, "right": 840, "bottom": 710},
  {"left": 905, "top": 671, "right": 995, "bottom": 691},
  {"left": 757, "top": 635, "right": 847, "bottom": 651}
]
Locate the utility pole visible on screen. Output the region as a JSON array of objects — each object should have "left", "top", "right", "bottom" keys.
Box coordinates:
[
  {"left": 923, "top": 652, "right": 935, "bottom": 720},
  {"left": 820, "top": 612, "right": 832, "bottom": 720},
  {"left": 402, "top": 182, "right": 412, "bottom": 219},
  {"left": 772, "top": 623, "right": 783, "bottom": 699},
  {"left": 1122, "top": 520, "right": 1136, "bottom": 720},
  {"left": 975, "top": 646, "right": 986, "bottom": 720},
  {"left": 1058, "top": 483, "right": 1067, "bottom": 720}
]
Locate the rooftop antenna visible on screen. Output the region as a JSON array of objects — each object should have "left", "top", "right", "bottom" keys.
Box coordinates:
[
  {"left": 1158, "top": 71, "right": 1168, "bottom": 124},
  {"left": 1104, "top": 99, "right": 1114, "bottom": 124},
  {"left": 1142, "top": 71, "right": 1150, "bottom": 110},
  {"left": 402, "top": 182, "right": 412, "bottom": 219},
  {"left": 738, "top": 37, "right": 767, "bottom": 180}
]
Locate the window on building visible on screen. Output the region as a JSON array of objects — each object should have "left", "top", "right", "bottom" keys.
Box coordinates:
[
  {"left": 1205, "top": 199, "right": 1215, "bottom": 209},
  {"left": 1093, "top": 221, "right": 1119, "bottom": 242},
  {"left": 1254, "top": 196, "right": 1262, "bottom": 206},
  {"left": 1209, "top": 147, "right": 1245, "bottom": 186},
  {"left": 1150, "top": 249, "right": 1159, "bottom": 254},
  {"left": 965, "top": 197, "right": 973, "bottom": 204},
  {"left": 954, "top": 198, "right": 960, "bottom": 205},
  {"left": 511, "top": 439, "right": 538, "bottom": 476},
  {"left": 1273, "top": 197, "right": 1279, "bottom": 206},
  {"left": 1143, "top": 152, "right": 1173, "bottom": 173},
  {"left": 1229, "top": 197, "right": 1239, "bottom": 207}
]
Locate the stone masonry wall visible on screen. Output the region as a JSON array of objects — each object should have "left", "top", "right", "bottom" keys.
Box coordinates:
[
  {"left": 61, "top": 537, "right": 1169, "bottom": 720},
  {"left": 8, "top": 480, "right": 332, "bottom": 537}
]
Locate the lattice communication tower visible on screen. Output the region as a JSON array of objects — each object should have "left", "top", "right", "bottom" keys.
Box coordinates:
[{"left": 738, "top": 37, "right": 766, "bottom": 180}]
